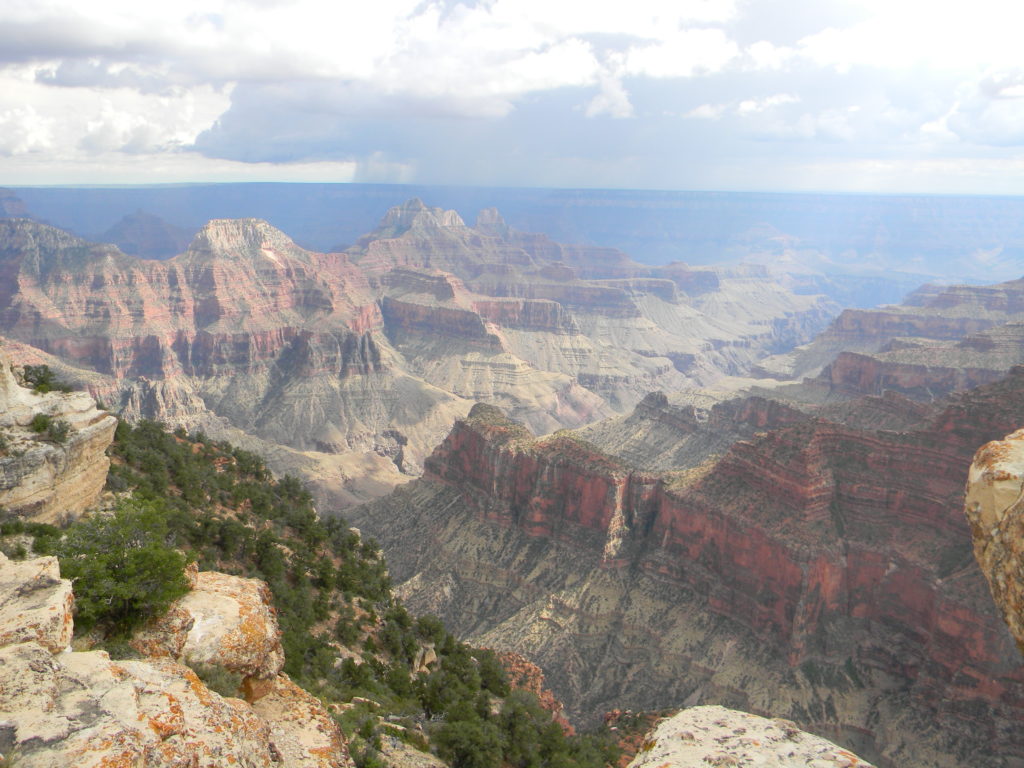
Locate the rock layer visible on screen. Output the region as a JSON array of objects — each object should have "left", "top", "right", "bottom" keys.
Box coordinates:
[
  {"left": 0, "top": 204, "right": 834, "bottom": 503},
  {"left": 0, "top": 348, "right": 116, "bottom": 523},
  {"left": 363, "top": 369, "right": 1024, "bottom": 767}
]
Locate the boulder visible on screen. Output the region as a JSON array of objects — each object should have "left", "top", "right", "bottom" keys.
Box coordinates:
[
  {"left": 132, "top": 569, "right": 286, "bottom": 679},
  {"left": 250, "top": 674, "right": 351, "bottom": 768},
  {"left": 0, "top": 556, "right": 350, "bottom": 768},
  {"left": 0, "top": 552, "right": 73, "bottom": 653}
]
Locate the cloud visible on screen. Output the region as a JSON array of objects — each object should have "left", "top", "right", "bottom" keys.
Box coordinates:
[
  {"left": 0, "top": 106, "right": 54, "bottom": 155},
  {"left": 625, "top": 29, "right": 738, "bottom": 78},
  {"left": 585, "top": 72, "right": 634, "bottom": 118},
  {"left": 4, "top": 0, "right": 1024, "bottom": 193}
]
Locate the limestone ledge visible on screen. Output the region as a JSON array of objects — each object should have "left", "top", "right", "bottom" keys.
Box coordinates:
[
  {"left": 0, "top": 552, "right": 350, "bottom": 768},
  {"left": 627, "top": 706, "right": 873, "bottom": 768}
]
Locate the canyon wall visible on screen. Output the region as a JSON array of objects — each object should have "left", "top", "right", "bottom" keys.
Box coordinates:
[
  {"left": 0, "top": 200, "right": 835, "bottom": 503},
  {"left": 356, "top": 369, "right": 1024, "bottom": 767}
]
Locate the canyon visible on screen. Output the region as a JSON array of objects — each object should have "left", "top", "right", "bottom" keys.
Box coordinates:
[
  {"left": 4, "top": 191, "right": 1024, "bottom": 766},
  {"left": 0, "top": 199, "right": 834, "bottom": 504},
  {"left": 352, "top": 365, "right": 1024, "bottom": 767}
]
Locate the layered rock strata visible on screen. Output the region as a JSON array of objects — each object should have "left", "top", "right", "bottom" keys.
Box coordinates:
[
  {"left": 0, "top": 201, "right": 834, "bottom": 502},
  {"left": 0, "top": 551, "right": 350, "bottom": 768},
  {"left": 756, "top": 277, "right": 1024, "bottom": 387},
  {"left": 0, "top": 349, "right": 116, "bottom": 523},
  {"left": 361, "top": 370, "right": 1024, "bottom": 767}
]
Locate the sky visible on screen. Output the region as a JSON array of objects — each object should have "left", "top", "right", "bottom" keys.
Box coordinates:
[{"left": 2, "top": 0, "right": 1024, "bottom": 193}]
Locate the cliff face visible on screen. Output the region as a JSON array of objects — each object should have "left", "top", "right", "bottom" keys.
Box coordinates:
[
  {"left": 756, "top": 277, "right": 1024, "bottom": 386},
  {"left": 0, "top": 552, "right": 350, "bottom": 768},
  {"left": 358, "top": 370, "right": 1024, "bottom": 767},
  {"left": 0, "top": 348, "right": 116, "bottom": 523},
  {"left": 0, "top": 203, "right": 834, "bottom": 503}
]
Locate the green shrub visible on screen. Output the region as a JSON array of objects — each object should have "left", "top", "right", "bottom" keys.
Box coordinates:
[
  {"left": 23, "top": 364, "right": 73, "bottom": 394},
  {"left": 29, "top": 413, "right": 51, "bottom": 433},
  {"left": 46, "top": 419, "right": 70, "bottom": 444},
  {"left": 28, "top": 414, "right": 71, "bottom": 443},
  {"left": 57, "top": 498, "right": 190, "bottom": 636},
  {"left": 191, "top": 663, "right": 243, "bottom": 698}
]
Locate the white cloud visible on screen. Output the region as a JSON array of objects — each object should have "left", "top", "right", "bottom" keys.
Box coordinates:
[
  {"left": 0, "top": 106, "right": 54, "bottom": 155},
  {"left": 586, "top": 73, "right": 634, "bottom": 118},
  {"left": 686, "top": 93, "right": 798, "bottom": 120},
  {"left": 796, "top": 0, "right": 1024, "bottom": 73},
  {"left": 625, "top": 28, "right": 738, "bottom": 78},
  {"left": 737, "top": 93, "right": 799, "bottom": 115}
]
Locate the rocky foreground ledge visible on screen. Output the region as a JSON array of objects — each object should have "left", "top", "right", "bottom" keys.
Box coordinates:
[
  {"left": 0, "top": 551, "right": 349, "bottom": 768},
  {"left": 627, "top": 706, "right": 873, "bottom": 768}
]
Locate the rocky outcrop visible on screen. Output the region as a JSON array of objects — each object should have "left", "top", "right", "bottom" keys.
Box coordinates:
[
  {"left": 362, "top": 369, "right": 1024, "bottom": 767},
  {"left": 0, "top": 349, "right": 116, "bottom": 523},
  {"left": 0, "top": 552, "right": 350, "bottom": 768},
  {"left": 628, "top": 707, "right": 873, "bottom": 768},
  {"left": 132, "top": 567, "right": 286, "bottom": 679},
  {"left": 0, "top": 552, "right": 73, "bottom": 653},
  {"left": 497, "top": 650, "right": 571, "bottom": 733},
  {"left": 965, "top": 427, "right": 1024, "bottom": 655}
]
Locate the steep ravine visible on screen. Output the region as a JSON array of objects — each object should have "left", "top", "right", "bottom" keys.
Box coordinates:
[{"left": 352, "top": 371, "right": 1024, "bottom": 767}]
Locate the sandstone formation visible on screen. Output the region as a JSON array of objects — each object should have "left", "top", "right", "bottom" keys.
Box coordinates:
[
  {"left": 0, "top": 552, "right": 73, "bottom": 653},
  {"left": 0, "top": 204, "right": 834, "bottom": 503},
  {"left": 627, "top": 706, "right": 873, "bottom": 768},
  {"left": 132, "top": 567, "right": 286, "bottom": 679},
  {"left": 0, "top": 348, "right": 116, "bottom": 523},
  {"left": 756, "top": 277, "right": 1024, "bottom": 392},
  {"left": 965, "top": 427, "right": 1024, "bottom": 655},
  {"left": 362, "top": 369, "right": 1024, "bottom": 767},
  {"left": 0, "top": 552, "right": 350, "bottom": 768}
]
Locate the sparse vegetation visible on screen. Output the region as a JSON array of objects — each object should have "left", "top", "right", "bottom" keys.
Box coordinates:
[
  {"left": 27, "top": 413, "right": 71, "bottom": 443},
  {"left": 22, "top": 364, "right": 73, "bottom": 394},
  {"left": 125, "top": 420, "right": 619, "bottom": 766},
  {"left": 56, "top": 498, "right": 191, "bottom": 635}
]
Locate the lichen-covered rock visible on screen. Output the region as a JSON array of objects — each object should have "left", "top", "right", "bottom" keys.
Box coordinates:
[
  {"left": 250, "top": 674, "right": 349, "bottom": 768},
  {"left": 0, "top": 556, "right": 352, "bottom": 768},
  {"left": 0, "top": 640, "right": 277, "bottom": 768},
  {"left": 965, "top": 427, "right": 1024, "bottom": 653},
  {"left": 627, "top": 706, "right": 874, "bottom": 768},
  {"left": 0, "top": 552, "right": 73, "bottom": 653},
  {"left": 132, "top": 570, "right": 286, "bottom": 679}
]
